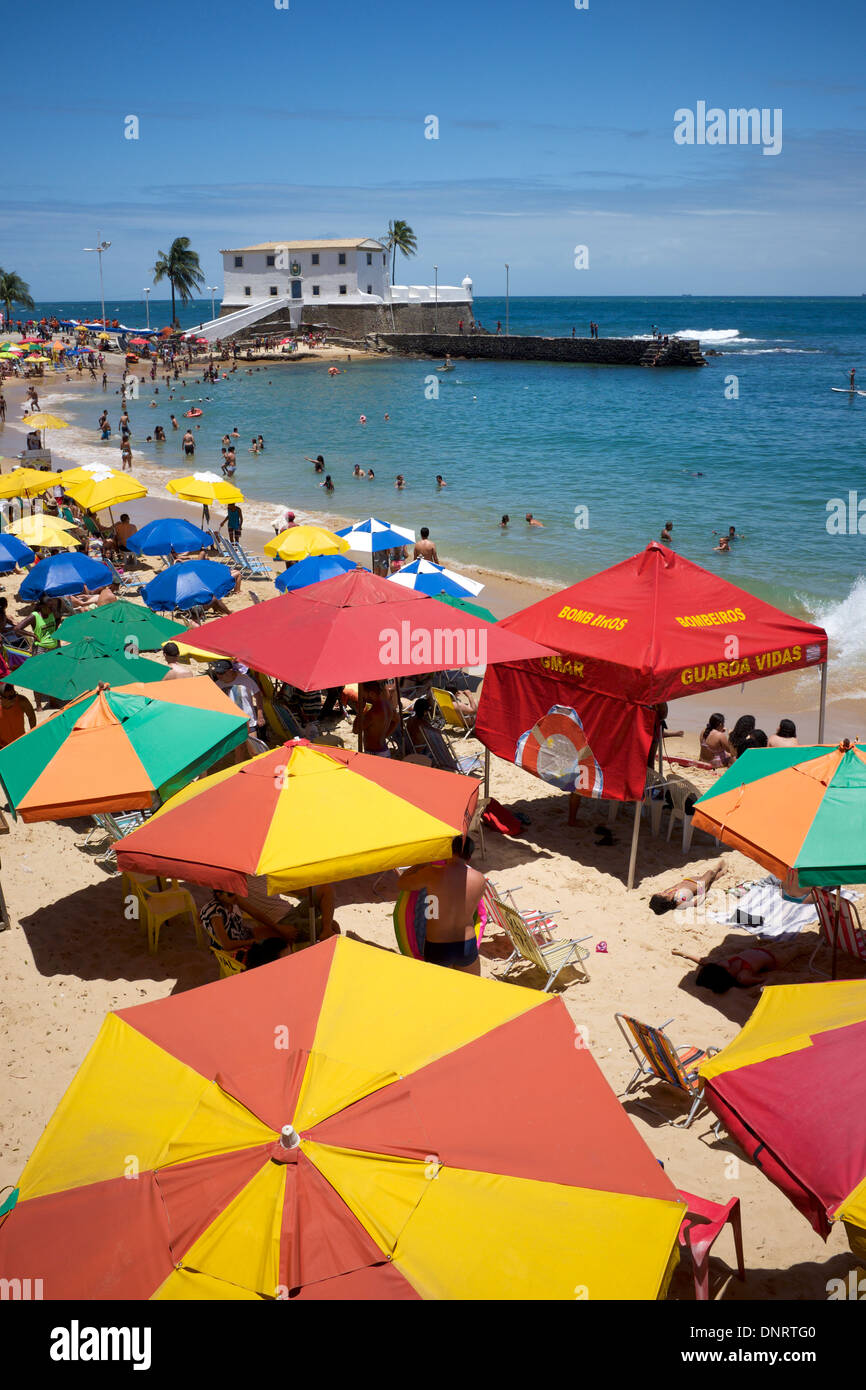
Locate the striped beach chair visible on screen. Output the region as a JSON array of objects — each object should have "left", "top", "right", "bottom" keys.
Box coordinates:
[
  {"left": 485, "top": 883, "right": 591, "bottom": 991},
  {"left": 615, "top": 1013, "right": 719, "bottom": 1128},
  {"left": 809, "top": 888, "right": 866, "bottom": 976}
]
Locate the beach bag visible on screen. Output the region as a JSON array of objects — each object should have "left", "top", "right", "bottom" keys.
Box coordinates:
[{"left": 481, "top": 798, "right": 523, "bottom": 836}]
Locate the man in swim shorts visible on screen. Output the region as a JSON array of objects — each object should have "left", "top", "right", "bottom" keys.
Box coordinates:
[
  {"left": 397, "top": 836, "right": 486, "bottom": 973},
  {"left": 182, "top": 428, "right": 195, "bottom": 457}
]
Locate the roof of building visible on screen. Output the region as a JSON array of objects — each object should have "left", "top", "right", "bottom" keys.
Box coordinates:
[{"left": 219, "top": 238, "right": 386, "bottom": 254}]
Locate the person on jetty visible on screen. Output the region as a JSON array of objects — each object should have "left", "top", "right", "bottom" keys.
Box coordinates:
[{"left": 396, "top": 836, "right": 486, "bottom": 974}]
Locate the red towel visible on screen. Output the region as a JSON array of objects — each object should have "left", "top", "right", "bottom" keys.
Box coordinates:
[{"left": 482, "top": 798, "right": 523, "bottom": 836}]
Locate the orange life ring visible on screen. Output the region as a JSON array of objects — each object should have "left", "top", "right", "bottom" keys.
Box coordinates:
[
  {"left": 515, "top": 704, "right": 604, "bottom": 796},
  {"left": 184, "top": 408, "right": 203, "bottom": 418}
]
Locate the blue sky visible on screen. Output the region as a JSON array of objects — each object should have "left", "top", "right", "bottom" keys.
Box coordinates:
[{"left": 3, "top": 0, "right": 865, "bottom": 300}]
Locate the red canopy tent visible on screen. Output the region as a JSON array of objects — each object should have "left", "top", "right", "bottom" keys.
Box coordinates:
[
  {"left": 476, "top": 544, "right": 828, "bottom": 885},
  {"left": 190, "top": 569, "right": 551, "bottom": 690}
]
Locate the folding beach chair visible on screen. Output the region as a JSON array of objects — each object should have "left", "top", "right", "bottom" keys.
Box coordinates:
[
  {"left": 614, "top": 1013, "right": 719, "bottom": 1128},
  {"left": 482, "top": 879, "right": 558, "bottom": 948},
  {"left": 80, "top": 809, "right": 151, "bottom": 870},
  {"left": 491, "top": 893, "right": 591, "bottom": 991},
  {"left": 233, "top": 542, "right": 271, "bottom": 579},
  {"left": 420, "top": 723, "right": 481, "bottom": 776},
  {"left": 430, "top": 686, "right": 476, "bottom": 740},
  {"left": 104, "top": 557, "right": 142, "bottom": 596},
  {"left": 676, "top": 1189, "right": 745, "bottom": 1301},
  {"left": 809, "top": 888, "right": 866, "bottom": 976},
  {"left": 209, "top": 529, "right": 235, "bottom": 561}
]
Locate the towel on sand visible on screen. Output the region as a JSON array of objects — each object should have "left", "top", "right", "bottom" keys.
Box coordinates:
[{"left": 707, "top": 876, "right": 858, "bottom": 941}]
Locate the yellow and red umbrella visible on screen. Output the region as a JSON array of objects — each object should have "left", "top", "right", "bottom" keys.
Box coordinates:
[
  {"left": 0, "top": 937, "right": 685, "bottom": 1298},
  {"left": 700, "top": 980, "right": 866, "bottom": 1264}
]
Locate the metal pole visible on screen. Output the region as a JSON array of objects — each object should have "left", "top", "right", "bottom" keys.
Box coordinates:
[
  {"left": 627, "top": 799, "right": 641, "bottom": 890},
  {"left": 831, "top": 885, "right": 840, "bottom": 980},
  {"left": 98, "top": 234, "right": 105, "bottom": 326},
  {"left": 143, "top": 289, "right": 150, "bottom": 329},
  {"left": 505, "top": 263, "right": 510, "bottom": 336},
  {"left": 210, "top": 286, "right": 217, "bottom": 320},
  {"left": 433, "top": 266, "right": 438, "bottom": 333},
  {"left": 818, "top": 660, "right": 828, "bottom": 742}
]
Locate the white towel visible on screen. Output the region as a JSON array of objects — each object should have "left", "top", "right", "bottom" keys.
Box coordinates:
[{"left": 707, "top": 875, "right": 859, "bottom": 941}]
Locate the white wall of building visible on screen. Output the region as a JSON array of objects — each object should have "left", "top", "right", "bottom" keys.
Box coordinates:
[{"left": 221, "top": 243, "right": 472, "bottom": 311}]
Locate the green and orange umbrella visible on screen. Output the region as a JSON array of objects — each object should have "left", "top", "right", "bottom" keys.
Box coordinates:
[
  {"left": 700, "top": 980, "right": 866, "bottom": 1266},
  {"left": 692, "top": 740, "right": 866, "bottom": 886},
  {"left": 0, "top": 677, "right": 248, "bottom": 822},
  {"left": 0, "top": 937, "right": 686, "bottom": 1299}
]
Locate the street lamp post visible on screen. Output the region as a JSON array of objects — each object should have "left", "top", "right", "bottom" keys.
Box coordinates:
[
  {"left": 83, "top": 233, "right": 111, "bottom": 325},
  {"left": 209, "top": 286, "right": 218, "bottom": 321},
  {"left": 505, "top": 263, "right": 510, "bottom": 337},
  {"left": 433, "top": 265, "right": 438, "bottom": 333},
  {"left": 142, "top": 288, "right": 150, "bottom": 329}
]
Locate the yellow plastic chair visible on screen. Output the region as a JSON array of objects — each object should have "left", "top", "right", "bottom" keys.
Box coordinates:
[
  {"left": 126, "top": 874, "right": 201, "bottom": 954},
  {"left": 211, "top": 947, "right": 247, "bottom": 978}
]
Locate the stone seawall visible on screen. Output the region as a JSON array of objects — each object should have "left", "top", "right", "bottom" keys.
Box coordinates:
[
  {"left": 218, "top": 301, "right": 473, "bottom": 339},
  {"left": 375, "top": 332, "right": 706, "bottom": 367}
]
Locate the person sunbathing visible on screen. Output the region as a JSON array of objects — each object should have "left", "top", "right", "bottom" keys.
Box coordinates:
[
  {"left": 649, "top": 859, "right": 724, "bottom": 914},
  {"left": 673, "top": 944, "right": 797, "bottom": 994}
]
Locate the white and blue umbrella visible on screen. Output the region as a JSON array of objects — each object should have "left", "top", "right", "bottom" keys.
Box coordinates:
[
  {"left": 335, "top": 517, "right": 415, "bottom": 554},
  {"left": 388, "top": 557, "right": 484, "bottom": 599}
]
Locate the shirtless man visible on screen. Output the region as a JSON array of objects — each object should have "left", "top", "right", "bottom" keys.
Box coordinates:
[
  {"left": 413, "top": 527, "right": 439, "bottom": 563},
  {"left": 182, "top": 429, "right": 196, "bottom": 457},
  {"left": 525, "top": 513, "right": 543, "bottom": 527},
  {"left": 353, "top": 680, "right": 398, "bottom": 754},
  {"left": 397, "top": 836, "right": 486, "bottom": 974}
]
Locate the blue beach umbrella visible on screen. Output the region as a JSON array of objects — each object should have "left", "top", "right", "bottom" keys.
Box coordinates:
[
  {"left": 388, "top": 557, "right": 484, "bottom": 600},
  {"left": 19, "top": 552, "right": 113, "bottom": 600},
  {"left": 0, "top": 534, "right": 35, "bottom": 574},
  {"left": 336, "top": 517, "right": 416, "bottom": 554},
  {"left": 142, "top": 560, "right": 235, "bottom": 613},
  {"left": 274, "top": 553, "right": 359, "bottom": 593},
  {"left": 127, "top": 517, "right": 213, "bottom": 558}
]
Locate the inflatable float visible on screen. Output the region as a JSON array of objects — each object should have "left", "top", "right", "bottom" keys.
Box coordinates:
[
  {"left": 393, "top": 886, "right": 487, "bottom": 960},
  {"left": 515, "top": 704, "right": 604, "bottom": 796},
  {"left": 184, "top": 408, "right": 203, "bottom": 418}
]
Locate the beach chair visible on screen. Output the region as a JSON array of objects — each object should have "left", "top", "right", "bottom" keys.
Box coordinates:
[
  {"left": 211, "top": 947, "right": 247, "bottom": 978},
  {"left": 419, "top": 723, "right": 481, "bottom": 776},
  {"left": 614, "top": 1013, "right": 719, "bottom": 1128},
  {"left": 233, "top": 542, "right": 271, "bottom": 579},
  {"left": 482, "top": 880, "right": 558, "bottom": 948},
  {"left": 491, "top": 893, "right": 591, "bottom": 990},
  {"left": 104, "top": 557, "right": 142, "bottom": 596},
  {"left": 664, "top": 776, "right": 702, "bottom": 853},
  {"left": 125, "top": 874, "right": 201, "bottom": 954},
  {"left": 808, "top": 888, "right": 866, "bottom": 975},
  {"left": 79, "top": 809, "right": 150, "bottom": 861},
  {"left": 210, "top": 529, "right": 234, "bottom": 561},
  {"left": 430, "top": 687, "right": 476, "bottom": 740},
  {"left": 676, "top": 1189, "right": 746, "bottom": 1301}
]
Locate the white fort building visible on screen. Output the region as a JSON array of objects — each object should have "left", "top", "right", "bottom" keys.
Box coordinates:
[{"left": 212, "top": 237, "right": 473, "bottom": 340}]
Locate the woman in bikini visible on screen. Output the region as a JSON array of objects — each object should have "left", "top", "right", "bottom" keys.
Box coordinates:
[
  {"left": 699, "top": 713, "right": 735, "bottom": 767},
  {"left": 673, "top": 945, "right": 786, "bottom": 994}
]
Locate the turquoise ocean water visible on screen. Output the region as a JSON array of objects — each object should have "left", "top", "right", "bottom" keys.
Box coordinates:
[{"left": 18, "top": 295, "right": 866, "bottom": 691}]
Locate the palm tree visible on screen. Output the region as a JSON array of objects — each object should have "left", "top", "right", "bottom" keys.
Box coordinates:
[
  {"left": 383, "top": 220, "right": 418, "bottom": 289},
  {"left": 0, "top": 269, "right": 35, "bottom": 329},
  {"left": 152, "top": 237, "right": 206, "bottom": 327}
]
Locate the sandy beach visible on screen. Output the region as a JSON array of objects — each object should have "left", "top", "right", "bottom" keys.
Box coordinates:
[{"left": 0, "top": 351, "right": 862, "bottom": 1303}]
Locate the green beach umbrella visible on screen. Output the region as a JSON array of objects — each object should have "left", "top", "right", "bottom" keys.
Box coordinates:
[
  {"left": 57, "top": 600, "right": 187, "bottom": 653},
  {"left": 692, "top": 740, "right": 866, "bottom": 887},
  {"left": 6, "top": 636, "right": 167, "bottom": 703},
  {"left": 0, "top": 680, "right": 249, "bottom": 822},
  {"left": 434, "top": 593, "right": 498, "bottom": 624}
]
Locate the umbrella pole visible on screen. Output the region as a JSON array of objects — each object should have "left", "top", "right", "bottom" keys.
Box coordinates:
[
  {"left": 831, "top": 885, "right": 841, "bottom": 981},
  {"left": 818, "top": 662, "right": 828, "bottom": 743},
  {"left": 357, "top": 681, "right": 365, "bottom": 753},
  {"left": 308, "top": 887, "right": 317, "bottom": 947},
  {"left": 483, "top": 747, "right": 490, "bottom": 802},
  {"left": 627, "top": 798, "right": 641, "bottom": 890}
]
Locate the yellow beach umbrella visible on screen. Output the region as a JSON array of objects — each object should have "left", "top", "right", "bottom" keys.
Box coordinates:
[
  {"left": 167, "top": 472, "right": 244, "bottom": 507},
  {"left": 0, "top": 468, "right": 58, "bottom": 501},
  {"left": 8, "top": 514, "right": 80, "bottom": 549},
  {"left": 59, "top": 465, "right": 147, "bottom": 513},
  {"left": 20, "top": 413, "right": 68, "bottom": 431},
  {"left": 264, "top": 525, "right": 349, "bottom": 562}
]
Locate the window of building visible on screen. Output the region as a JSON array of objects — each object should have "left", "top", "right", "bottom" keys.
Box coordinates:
[
  {"left": 338, "top": 253, "right": 346, "bottom": 265},
  {"left": 266, "top": 255, "right": 275, "bottom": 267},
  {"left": 383, "top": 254, "right": 386, "bottom": 265},
  {"left": 366, "top": 252, "right": 372, "bottom": 265},
  {"left": 367, "top": 285, "right": 373, "bottom": 295},
  {"left": 312, "top": 285, "right": 320, "bottom": 296},
  {"left": 311, "top": 253, "right": 319, "bottom": 265},
  {"left": 339, "top": 284, "right": 347, "bottom": 295},
  {"left": 234, "top": 256, "right": 243, "bottom": 268},
  {"left": 270, "top": 286, "right": 278, "bottom": 296},
  {"left": 244, "top": 286, "right": 251, "bottom": 296}
]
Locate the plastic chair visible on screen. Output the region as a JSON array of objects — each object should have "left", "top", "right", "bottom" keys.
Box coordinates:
[
  {"left": 676, "top": 1189, "right": 745, "bottom": 1300},
  {"left": 809, "top": 888, "right": 866, "bottom": 976},
  {"left": 615, "top": 1013, "right": 719, "bottom": 1128},
  {"left": 126, "top": 874, "right": 201, "bottom": 953},
  {"left": 665, "top": 777, "right": 701, "bottom": 853}
]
